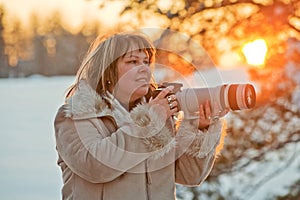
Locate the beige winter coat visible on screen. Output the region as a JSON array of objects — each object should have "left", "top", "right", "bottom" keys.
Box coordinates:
[{"left": 54, "top": 80, "right": 225, "bottom": 200}]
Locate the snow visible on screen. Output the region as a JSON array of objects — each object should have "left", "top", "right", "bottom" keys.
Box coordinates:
[
  {"left": 0, "top": 75, "right": 74, "bottom": 200},
  {"left": 0, "top": 71, "right": 299, "bottom": 199}
]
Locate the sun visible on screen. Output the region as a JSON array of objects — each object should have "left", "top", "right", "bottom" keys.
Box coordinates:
[{"left": 242, "top": 39, "right": 268, "bottom": 67}]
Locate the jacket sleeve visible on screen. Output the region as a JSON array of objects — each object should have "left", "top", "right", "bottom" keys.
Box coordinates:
[
  {"left": 54, "top": 104, "right": 175, "bottom": 184},
  {"left": 174, "top": 118, "right": 226, "bottom": 186}
]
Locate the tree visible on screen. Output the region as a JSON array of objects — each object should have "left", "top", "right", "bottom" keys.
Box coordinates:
[
  {"left": 103, "top": 0, "right": 300, "bottom": 67},
  {"left": 0, "top": 6, "right": 4, "bottom": 58},
  {"left": 0, "top": 5, "right": 8, "bottom": 77},
  {"left": 0, "top": 6, "right": 104, "bottom": 77}
]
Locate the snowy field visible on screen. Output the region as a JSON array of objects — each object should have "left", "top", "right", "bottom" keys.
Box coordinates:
[
  {"left": 0, "top": 76, "right": 74, "bottom": 200},
  {"left": 0, "top": 71, "right": 299, "bottom": 200}
]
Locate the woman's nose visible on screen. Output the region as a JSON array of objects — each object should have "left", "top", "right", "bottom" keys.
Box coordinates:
[{"left": 138, "top": 63, "right": 150, "bottom": 72}]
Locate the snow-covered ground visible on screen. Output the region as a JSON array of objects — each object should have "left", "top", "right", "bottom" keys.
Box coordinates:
[
  {"left": 0, "top": 76, "right": 74, "bottom": 200},
  {"left": 0, "top": 71, "right": 299, "bottom": 200}
]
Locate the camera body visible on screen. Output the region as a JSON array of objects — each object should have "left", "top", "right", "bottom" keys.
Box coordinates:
[{"left": 152, "top": 82, "right": 256, "bottom": 115}]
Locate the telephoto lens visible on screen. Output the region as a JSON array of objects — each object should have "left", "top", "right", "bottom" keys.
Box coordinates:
[
  {"left": 224, "top": 84, "right": 256, "bottom": 110},
  {"left": 152, "top": 83, "right": 256, "bottom": 115}
]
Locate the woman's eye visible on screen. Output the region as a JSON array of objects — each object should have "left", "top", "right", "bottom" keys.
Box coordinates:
[
  {"left": 126, "top": 59, "right": 149, "bottom": 65},
  {"left": 128, "top": 60, "right": 138, "bottom": 64}
]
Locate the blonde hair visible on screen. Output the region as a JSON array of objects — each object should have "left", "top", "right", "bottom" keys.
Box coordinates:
[{"left": 66, "top": 32, "right": 156, "bottom": 98}]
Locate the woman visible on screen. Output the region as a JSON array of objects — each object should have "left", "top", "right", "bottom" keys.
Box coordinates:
[{"left": 54, "top": 32, "right": 227, "bottom": 199}]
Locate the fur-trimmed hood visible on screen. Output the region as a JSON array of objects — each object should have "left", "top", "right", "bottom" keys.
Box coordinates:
[{"left": 64, "top": 80, "right": 112, "bottom": 119}]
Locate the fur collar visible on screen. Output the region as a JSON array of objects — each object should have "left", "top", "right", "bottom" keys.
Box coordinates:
[{"left": 64, "top": 80, "right": 112, "bottom": 119}]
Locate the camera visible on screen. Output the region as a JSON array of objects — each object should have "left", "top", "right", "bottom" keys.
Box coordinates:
[{"left": 152, "top": 82, "right": 256, "bottom": 114}]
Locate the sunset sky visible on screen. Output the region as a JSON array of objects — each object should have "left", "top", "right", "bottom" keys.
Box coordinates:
[{"left": 0, "top": 0, "right": 124, "bottom": 28}]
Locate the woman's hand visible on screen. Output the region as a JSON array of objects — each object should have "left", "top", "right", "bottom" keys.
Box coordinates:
[
  {"left": 149, "top": 86, "right": 178, "bottom": 120},
  {"left": 198, "top": 101, "right": 229, "bottom": 130}
]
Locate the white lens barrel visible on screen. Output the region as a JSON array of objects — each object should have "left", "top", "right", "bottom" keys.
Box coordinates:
[{"left": 175, "top": 84, "right": 256, "bottom": 114}]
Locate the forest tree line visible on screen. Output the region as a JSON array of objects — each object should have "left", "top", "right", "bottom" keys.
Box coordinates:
[{"left": 0, "top": 6, "right": 103, "bottom": 78}]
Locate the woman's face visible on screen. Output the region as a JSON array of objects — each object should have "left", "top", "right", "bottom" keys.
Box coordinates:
[{"left": 113, "top": 49, "right": 151, "bottom": 105}]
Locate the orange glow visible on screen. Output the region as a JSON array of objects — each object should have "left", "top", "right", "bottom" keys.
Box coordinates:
[{"left": 242, "top": 39, "right": 268, "bottom": 67}]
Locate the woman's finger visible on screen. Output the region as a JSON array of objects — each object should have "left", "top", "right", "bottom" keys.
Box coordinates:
[
  {"left": 199, "top": 104, "right": 205, "bottom": 119},
  {"left": 204, "top": 101, "right": 211, "bottom": 119},
  {"left": 155, "top": 86, "right": 174, "bottom": 99}
]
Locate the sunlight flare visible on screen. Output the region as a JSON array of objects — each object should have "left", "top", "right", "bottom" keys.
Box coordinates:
[{"left": 242, "top": 39, "right": 268, "bottom": 67}]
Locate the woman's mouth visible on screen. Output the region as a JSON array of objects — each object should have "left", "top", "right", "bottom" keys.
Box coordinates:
[{"left": 136, "top": 78, "right": 149, "bottom": 83}]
